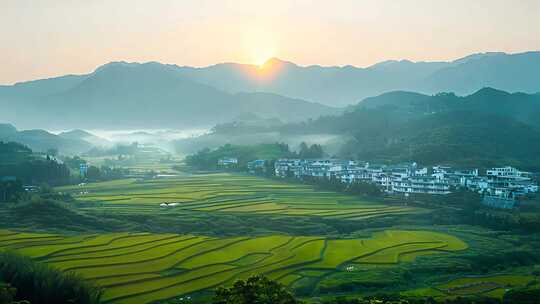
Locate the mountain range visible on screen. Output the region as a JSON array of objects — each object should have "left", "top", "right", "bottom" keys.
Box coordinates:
[
  {"left": 0, "top": 62, "right": 335, "bottom": 129},
  {"left": 178, "top": 51, "right": 540, "bottom": 107},
  {"left": 3, "top": 86, "right": 540, "bottom": 169},
  {"left": 1, "top": 51, "right": 538, "bottom": 129}
]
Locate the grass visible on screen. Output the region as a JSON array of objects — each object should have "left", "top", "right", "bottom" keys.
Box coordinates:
[{"left": 0, "top": 229, "right": 468, "bottom": 304}]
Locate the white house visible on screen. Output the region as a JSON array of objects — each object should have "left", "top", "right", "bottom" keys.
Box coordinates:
[{"left": 218, "top": 157, "right": 238, "bottom": 167}]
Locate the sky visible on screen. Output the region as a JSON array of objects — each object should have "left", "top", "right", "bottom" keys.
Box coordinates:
[{"left": 1, "top": 0, "right": 539, "bottom": 84}]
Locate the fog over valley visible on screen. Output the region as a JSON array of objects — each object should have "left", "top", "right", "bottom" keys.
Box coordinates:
[{"left": 1, "top": 2, "right": 539, "bottom": 304}]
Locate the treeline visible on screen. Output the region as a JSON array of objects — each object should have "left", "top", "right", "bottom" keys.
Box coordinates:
[
  {"left": 185, "top": 142, "right": 325, "bottom": 170},
  {"left": 0, "top": 157, "right": 71, "bottom": 186},
  {"left": 0, "top": 142, "right": 71, "bottom": 186},
  {"left": 0, "top": 252, "right": 102, "bottom": 304},
  {"left": 418, "top": 191, "right": 540, "bottom": 233},
  {"left": 210, "top": 276, "right": 540, "bottom": 304},
  {"left": 0, "top": 142, "right": 128, "bottom": 202},
  {"left": 320, "top": 293, "right": 540, "bottom": 304},
  {"left": 160, "top": 275, "right": 540, "bottom": 304},
  {"left": 0, "top": 141, "right": 33, "bottom": 164},
  {"left": 0, "top": 180, "right": 23, "bottom": 203},
  {"left": 63, "top": 156, "right": 128, "bottom": 182}
]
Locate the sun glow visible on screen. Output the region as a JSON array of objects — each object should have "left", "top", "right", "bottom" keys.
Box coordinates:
[{"left": 242, "top": 28, "right": 277, "bottom": 67}]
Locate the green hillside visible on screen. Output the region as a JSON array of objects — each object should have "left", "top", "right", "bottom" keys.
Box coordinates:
[
  {"left": 0, "top": 123, "right": 93, "bottom": 155},
  {"left": 275, "top": 88, "right": 540, "bottom": 169},
  {"left": 0, "top": 141, "right": 71, "bottom": 185}
]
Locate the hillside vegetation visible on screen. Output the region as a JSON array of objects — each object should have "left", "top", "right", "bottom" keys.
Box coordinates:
[
  {"left": 0, "top": 142, "right": 71, "bottom": 186},
  {"left": 226, "top": 88, "right": 540, "bottom": 170},
  {"left": 0, "top": 124, "right": 92, "bottom": 155}
]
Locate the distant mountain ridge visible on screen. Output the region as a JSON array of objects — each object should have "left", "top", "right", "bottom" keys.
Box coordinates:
[
  {"left": 58, "top": 129, "right": 110, "bottom": 147},
  {"left": 0, "top": 124, "right": 94, "bottom": 154},
  {"left": 0, "top": 61, "right": 336, "bottom": 129},
  {"left": 1, "top": 51, "right": 538, "bottom": 129},
  {"left": 356, "top": 87, "right": 540, "bottom": 128},
  {"left": 174, "top": 51, "right": 540, "bottom": 106}
]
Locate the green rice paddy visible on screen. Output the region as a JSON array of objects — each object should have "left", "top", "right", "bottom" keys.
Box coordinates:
[
  {"left": 0, "top": 229, "right": 467, "bottom": 304},
  {"left": 11, "top": 172, "right": 526, "bottom": 302},
  {"left": 56, "top": 173, "right": 424, "bottom": 220},
  {"left": 403, "top": 274, "right": 536, "bottom": 300}
]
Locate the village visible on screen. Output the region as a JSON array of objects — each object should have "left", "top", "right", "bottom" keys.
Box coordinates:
[{"left": 225, "top": 158, "right": 540, "bottom": 209}]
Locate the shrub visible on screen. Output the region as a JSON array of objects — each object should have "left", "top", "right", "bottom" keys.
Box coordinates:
[
  {"left": 0, "top": 282, "right": 16, "bottom": 304},
  {"left": 212, "top": 276, "right": 302, "bottom": 304},
  {"left": 0, "top": 252, "right": 102, "bottom": 304}
]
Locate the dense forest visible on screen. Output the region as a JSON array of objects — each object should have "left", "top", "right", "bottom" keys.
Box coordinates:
[
  {"left": 0, "top": 141, "right": 71, "bottom": 186},
  {"left": 184, "top": 142, "right": 324, "bottom": 170}
]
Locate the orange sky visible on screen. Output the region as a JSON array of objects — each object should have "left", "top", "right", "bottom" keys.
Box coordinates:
[{"left": 1, "top": 0, "right": 539, "bottom": 84}]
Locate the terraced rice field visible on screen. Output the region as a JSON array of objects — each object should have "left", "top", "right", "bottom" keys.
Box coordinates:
[
  {"left": 435, "top": 274, "right": 535, "bottom": 298},
  {"left": 56, "top": 173, "right": 424, "bottom": 220},
  {"left": 0, "top": 229, "right": 467, "bottom": 304},
  {"left": 403, "top": 274, "right": 536, "bottom": 300}
]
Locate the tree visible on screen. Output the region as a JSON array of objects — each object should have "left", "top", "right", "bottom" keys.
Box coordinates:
[
  {"left": 298, "top": 142, "right": 309, "bottom": 158},
  {"left": 347, "top": 181, "right": 382, "bottom": 197},
  {"left": 212, "top": 276, "right": 302, "bottom": 304},
  {"left": 0, "top": 282, "right": 17, "bottom": 304},
  {"left": 86, "top": 166, "right": 101, "bottom": 181},
  {"left": 0, "top": 180, "right": 24, "bottom": 203},
  {"left": 298, "top": 142, "right": 324, "bottom": 159},
  {"left": 503, "top": 287, "right": 540, "bottom": 304},
  {"left": 63, "top": 156, "right": 87, "bottom": 170},
  {"left": 45, "top": 148, "right": 58, "bottom": 157},
  {"left": 0, "top": 252, "right": 102, "bottom": 304}
]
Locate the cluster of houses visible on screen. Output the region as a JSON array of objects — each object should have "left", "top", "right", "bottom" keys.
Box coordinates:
[
  {"left": 216, "top": 156, "right": 539, "bottom": 209},
  {"left": 269, "top": 159, "right": 538, "bottom": 209},
  {"left": 218, "top": 157, "right": 239, "bottom": 167}
]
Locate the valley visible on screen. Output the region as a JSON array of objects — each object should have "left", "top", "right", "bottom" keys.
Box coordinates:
[
  {"left": 2, "top": 162, "right": 538, "bottom": 303},
  {"left": 1, "top": 7, "right": 539, "bottom": 302}
]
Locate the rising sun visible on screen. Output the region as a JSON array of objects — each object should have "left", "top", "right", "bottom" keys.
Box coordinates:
[{"left": 242, "top": 28, "right": 277, "bottom": 67}]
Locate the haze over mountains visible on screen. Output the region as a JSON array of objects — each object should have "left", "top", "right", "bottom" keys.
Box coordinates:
[
  {"left": 178, "top": 88, "right": 540, "bottom": 170},
  {"left": 297, "top": 88, "right": 540, "bottom": 169},
  {"left": 0, "top": 62, "right": 335, "bottom": 130},
  {"left": 0, "top": 123, "right": 93, "bottom": 154},
  {"left": 0, "top": 51, "right": 538, "bottom": 130},
  {"left": 2, "top": 86, "right": 540, "bottom": 170},
  {"left": 181, "top": 51, "right": 540, "bottom": 106}
]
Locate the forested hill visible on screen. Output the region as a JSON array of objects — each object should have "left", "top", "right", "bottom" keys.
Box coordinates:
[
  {"left": 265, "top": 88, "right": 540, "bottom": 170},
  {"left": 357, "top": 87, "right": 540, "bottom": 127},
  {"left": 0, "top": 142, "right": 71, "bottom": 185},
  {"left": 0, "top": 124, "right": 93, "bottom": 155},
  {"left": 0, "top": 141, "right": 34, "bottom": 166}
]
